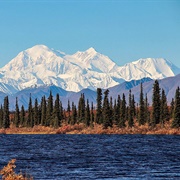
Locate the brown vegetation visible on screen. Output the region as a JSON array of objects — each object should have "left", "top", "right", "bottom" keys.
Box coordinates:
[
  {"left": 0, "top": 125, "right": 55, "bottom": 134},
  {"left": 0, "top": 159, "right": 33, "bottom": 180},
  {"left": 56, "top": 120, "right": 180, "bottom": 135},
  {"left": 0, "top": 120, "right": 179, "bottom": 135}
]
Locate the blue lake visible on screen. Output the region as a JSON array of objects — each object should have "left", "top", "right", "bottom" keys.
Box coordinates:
[{"left": 0, "top": 135, "right": 180, "bottom": 179}]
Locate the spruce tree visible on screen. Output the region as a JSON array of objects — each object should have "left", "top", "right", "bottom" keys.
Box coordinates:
[
  {"left": 0, "top": 105, "right": 3, "bottom": 128},
  {"left": 59, "top": 101, "right": 64, "bottom": 121},
  {"left": 53, "top": 93, "right": 61, "bottom": 127},
  {"left": 14, "top": 97, "right": 20, "bottom": 127},
  {"left": 46, "top": 91, "right": 53, "bottom": 126},
  {"left": 128, "top": 90, "right": 134, "bottom": 127},
  {"left": 132, "top": 94, "right": 136, "bottom": 118},
  {"left": 34, "top": 98, "right": 39, "bottom": 126},
  {"left": 170, "top": 98, "right": 175, "bottom": 119},
  {"left": 113, "top": 99, "right": 118, "bottom": 125},
  {"left": 85, "top": 99, "right": 91, "bottom": 127},
  {"left": 119, "top": 93, "right": 126, "bottom": 127},
  {"left": 71, "top": 102, "right": 77, "bottom": 125},
  {"left": 3, "top": 96, "right": 10, "bottom": 129},
  {"left": 172, "top": 87, "right": 180, "bottom": 128},
  {"left": 144, "top": 94, "right": 150, "bottom": 125},
  {"left": 139, "top": 83, "right": 145, "bottom": 125},
  {"left": 67, "top": 100, "right": 71, "bottom": 124},
  {"left": 96, "top": 88, "right": 102, "bottom": 124},
  {"left": 20, "top": 105, "right": 25, "bottom": 127},
  {"left": 90, "top": 102, "right": 94, "bottom": 127},
  {"left": 77, "top": 93, "right": 86, "bottom": 123},
  {"left": 160, "top": 89, "right": 169, "bottom": 126},
  {"left": 27, "top": 94, "right": 34, "bottom": 127},
  {"left": 102, "top": 89, "right": 112, "bottom": 129},
  {"left": 151, "top": 80, "right": 161, "bottom": 127},
  {"left": 109, "top": 96, "right": 113, "bottom": 126},
  {"left": 41, "top": 96, "right": 46, "bottom": 126},
  {"left": 136, "top": 103, "right": 139, "bottom": 120}
]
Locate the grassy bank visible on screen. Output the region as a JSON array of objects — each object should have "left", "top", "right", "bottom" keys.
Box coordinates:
[{"left": 0, "top": 120, "right": 179, "bottom": 135}]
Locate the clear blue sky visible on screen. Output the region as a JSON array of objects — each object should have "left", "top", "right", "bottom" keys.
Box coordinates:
[{"left": 0, "top": 0, "right": 180, "bottom": 68}]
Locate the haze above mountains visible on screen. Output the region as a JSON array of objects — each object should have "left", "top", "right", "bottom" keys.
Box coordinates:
[
  {"left": 0, "top": 45, "right": 180, "bottom": 109},
  {"left": 0, "top": 45, "right": 179, "bottom": 95}
]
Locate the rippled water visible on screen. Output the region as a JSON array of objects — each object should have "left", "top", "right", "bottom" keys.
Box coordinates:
[{"left": 0, "top": 135, "right": 180, "bottom": 179}]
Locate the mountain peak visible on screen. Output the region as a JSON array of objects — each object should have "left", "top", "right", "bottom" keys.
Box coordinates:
[
  {"left": 134, "top": 58, "right": 174, "bottom": 67},
  {"left": 85, "top": 47, "right": 97, "bottom": 54},
  {"left": 32, "top": 44, "right": 49, "bottom": 49},
  {"left": 26, "top": 44, "right": 52, "bottom": 53}
]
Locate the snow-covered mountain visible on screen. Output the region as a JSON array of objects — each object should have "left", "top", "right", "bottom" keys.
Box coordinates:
[
  {"left": 1, "top": 74, "right": 179, "bottom": 110},
  {"left": 110, "top": 58, "right": 179, "bottom": 82},
  {"left": 0, "top": 45, "right": 179, "bottom": 94}
]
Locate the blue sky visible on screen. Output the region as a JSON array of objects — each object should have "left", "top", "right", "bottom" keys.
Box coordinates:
[{"left": 0, "top": 0, "right": 180, "bottom": 68}]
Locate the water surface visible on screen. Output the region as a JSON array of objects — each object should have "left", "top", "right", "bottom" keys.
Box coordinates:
[{"left": 0, "top": 135, "right": 180, "bottom": 179}]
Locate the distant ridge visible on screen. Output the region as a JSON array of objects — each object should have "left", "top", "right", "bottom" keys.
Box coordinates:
[{"left": 0, "top": 74, "right": 179, "bottom": 110}]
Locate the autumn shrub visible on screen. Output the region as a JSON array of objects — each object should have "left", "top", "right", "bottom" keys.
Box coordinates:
[
  {"left": 56, "top": 123, "right": 84, "bottom": 134},
  {"left": 0, "top": 129, "right": 6, "bottom": 134},
  {"left": 0, "top": 159, "right": 33, "bottom": 180}
]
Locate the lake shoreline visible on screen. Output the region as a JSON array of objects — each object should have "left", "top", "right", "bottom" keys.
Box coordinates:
[{"left": 0, "top": 122, "right": 179, "bottom": 135}]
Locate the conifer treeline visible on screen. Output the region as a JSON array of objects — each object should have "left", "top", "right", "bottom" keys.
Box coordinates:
[{"left": 0, "top": 81, "right": 180, "bottom": 129}]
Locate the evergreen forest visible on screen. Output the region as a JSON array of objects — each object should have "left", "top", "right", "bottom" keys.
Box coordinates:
[{"left": 0, "top": 81, "right": 180, "bottom": 130}]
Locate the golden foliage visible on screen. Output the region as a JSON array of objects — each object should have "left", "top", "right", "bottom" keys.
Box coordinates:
[
  {"left": 0, "top": 125, "right": 55, "bottom": 134},
  {"left": 56, "top": 123, "right": 84, "bottom": 134},
  {"left": 56, "top": 120, "right": 180, "bottom": 135},
  {"left": 0, "top": 120, "right": 179, "bottom": 135},
  {"left": 0, "top": 159, "right": 33, "bottom": 180}
]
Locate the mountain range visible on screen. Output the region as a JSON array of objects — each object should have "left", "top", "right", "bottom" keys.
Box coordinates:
[
  {"left": 0, "top": 45, "right": 179, "bottom": 94},
  {"left": 0, "top": 45, "right": 180, "bottom": 109}
]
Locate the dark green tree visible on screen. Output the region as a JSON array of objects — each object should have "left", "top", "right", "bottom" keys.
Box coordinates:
[
  {"left": 33, "top": 98, "right": 39, "bottom": 126},
  {"left": 3, "top": 96, "right": 10, "bottom": 128},
  {"left": 151, "top": 80, "right": 161, "bottom": 127},
  {"left": 46, "top": 91, "right": 53, "bottom": 126},
  {"left": 71, "top": 102, "right": 77, "bottom": 125},
  {"left": 67, "top": 100, "right": 71, "bottom": 124},
  {"left": 85, "top": 99, "right": 91, "bottom": 127},
  {"left": 170, "top": 98, "right": 175, "bottom": 119},
  {"left": 0, "top": 105, "right": 3, "bottom": 128},
  {"left": 14, "top": 97, "right": 20, "bottom": 127},
  {"left": 128, "top": 90, "right": 134, "bottom": 127},
  {"left": 171, "top": 87, "right": 180, "bottom": 128},
  {"left": 139, "top": 83, "right": 145, "bottom": 125},
  {"left": 20, "top": 105, "right": 25, "bottom": 127},
  {"left": 132, "top": 94, "right": 136, "bottom": 118},
  {"left": 78, "top": 93, "right": 86, "bottom": 123},
  {"left": 113, "top": 99, "right": 118, "bottom": 125},
  {"left": 53, "top": 93, "right": 61, "bottom": 127},
  {"left": 160, "top": 89, "right": 169, "bottom": 126},
  {"left": 27, "top": 94, "right": 34, "bottom": 127},
  {"left": 102, "top": 89, "right": 112, "bottom": 129},
  {"left": 119, "top": 93, "right": 126, "bottom": 127},
  {"left": 96, "top": 88, "right": 102, "bottom": 124},
  {"left": 136, "top": 103, "right": 139, "bottom": 120},
  {"left": 90, "top": 102, "right": 94, "bottom": 127},
  {"left": 144, "top": 94, "right": 150, "bottom": 125},
  {"left": 59, "top": 101, "right": 64, "bottom": 123},
  {"left": 41, "top": 96, "right": 46, "bottom": 126},
  {"left": 109, "top": 96, "right": 113, "bottom": 126}
]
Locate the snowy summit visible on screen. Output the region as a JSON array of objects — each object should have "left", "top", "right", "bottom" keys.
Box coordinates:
[{"left": 0, "top": 44, "right": 179, "bottom": 94}]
